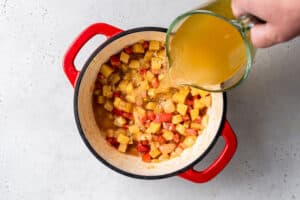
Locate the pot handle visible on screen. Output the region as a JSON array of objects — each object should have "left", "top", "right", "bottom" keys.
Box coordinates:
[
  {"left": 179, "top": 120, "right": 237, "bottom": 183},
  {"left": 63, "top": 23, "right": 123, "bottom": 87}
]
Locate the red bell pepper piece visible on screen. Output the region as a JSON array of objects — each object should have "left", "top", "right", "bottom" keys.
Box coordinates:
[
  {"left": 154, "top": 113, "right": 172, "bottom": 123},
  {"left": 110, "top": 55, "right": 121, "bottom": 67},
  {"left": 137, "top": 141, "right": 150, "bottom": 153},
  {"left": 186, "top": 128, "right": 198, "bottom": 136},
  {"left": 124, "top": 46, "right": 133, "bottom": 54},
  {"left": 142, "top": 153, "right": 151, "bottom": 162},
  {"left": 143, "top": 41, "right": 149, "bottom": 50},
  {"left": 147, "top": 111, "right": 156, "bottom": 121}
]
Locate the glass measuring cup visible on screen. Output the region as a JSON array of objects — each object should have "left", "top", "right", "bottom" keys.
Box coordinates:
[{"left": 166, "top": 10, "right": 259, "bottom": 92}]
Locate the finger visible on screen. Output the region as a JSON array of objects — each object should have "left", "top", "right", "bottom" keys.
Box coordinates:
[
  {"left": 231, "top": 0, "right": 273, "bottom": 20},
  {"left": 250, "top": 24, "right": 278, "bottom": 48}
]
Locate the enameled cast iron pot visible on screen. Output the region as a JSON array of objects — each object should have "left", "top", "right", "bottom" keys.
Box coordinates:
[{"left": 63, "top": 23, "right": 237, "bottom": 183}]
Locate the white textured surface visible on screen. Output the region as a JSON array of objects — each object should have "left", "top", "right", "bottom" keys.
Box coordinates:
[{"left": 0, "top": 0, "right": 300, "bottom": 199}]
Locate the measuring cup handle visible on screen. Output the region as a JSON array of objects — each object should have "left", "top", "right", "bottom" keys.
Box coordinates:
[{"left": 63, "top": 23, "right": 123, "bottom": 87}]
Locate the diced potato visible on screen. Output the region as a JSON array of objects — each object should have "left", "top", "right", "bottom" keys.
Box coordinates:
[
  {"left": 172, "top": 115, "right": 183, "bottom": 124},
  {"left": 149, "top": 40, "right": 160, "bottom": 51},
  {"left": 161, "top": 99, "right": 176, "bottom": 113},
  {"left": 201, "top": 96, "right": 212, "bottom": 107},
  {"left": 114, "top": 116, "right": 127, "bottom": 127},
  {"left": 110, "top": 73, "right": 121, "bottom": 85},
  {"left": 172, "top": 88, "right": 189, "bottom": 103},
  {"left": 176, "top": 124, "right": 186, "bottom": 136},
  {"left": 190, "top": 109, "right": 199, "bottom": 121},
  {"left": 100, "top": 64, "right": 114, "bottom": 78},
  {"left": 145, "top": 71, "right": 154, "bottom": 82},
  {"left": 146, "top": 102, "right": 157, "bottom": 110},
  {"left": 158, "top": 154, "right": 169, "bottom": 161},
  {"left": 120, "top": 51, "right": 130, "bottom": 64},
  {"left": 162, "top": 130, "right": 174, "bottom": 141},
  {"left": 191, "top": 123, "right": 204, "bottom": 130},
  {"left": 194, "top": 99, "right": 206, "bottom": 110},
  {"left": 104, "top": 101, "right": 113, "bottom": 112},
  {"left": 183, "top": 136, "right": 196, "bottom": 147},
  {"left": 114, "top": 128, "right": 127, "bottom": 138},
  {"left": 125, "top": 95, "right": 135, "bottom": 103},
  {"left": 151, "top": 57, "right": 162, "bottom": 70},
  {"left": 183, "top": 121, "right": 190, "bottom": 128},
  {"left": 144, "top": 51, "right": 154, "bottom": 61},
  {"left": 97, "top": 96, "right": 105, "bottom": 104},
  {"left": 132, "top": 43, "right": 145, "bottom": 53},
  {"left": 157, "top": 49, "right": 166, "bottom": 58},
  {"left": 149, "top": 147, "right": 161, "bottom": 158},
  {"left": 113, "top": 97, "right": 132, "bottom": 113},
  {"left": 117, "top": 133, "right": 130, "bottom": 144},
  {"left": 126, "top": 82, "right": 134, "bottom": 93},
  {"left": 118, "top": 143, "right": 127, "bottom": 153},
  {"left": 102, "top": 85, "right": 113, "bottom": 98},
  {"left": 128, "top": 125, "right": 140, "bottom": 134},
  {"left": 118, "top": 80, "right": 128, "bottom": 93},
  {"left": 159, "top": 143, "right": 176, "bottom": 154},
  {"left": 146, "top": 122, "right": 161, "bottom": 134},
  {"left": 113, "top": 97, "right": 121, "bottom": 108},
  {"left": 129, "top": 60, "right": 140, "bottom": 69},
  {"left": 202, "top": 115, "right": 209, "bottom": 127},
  {"left": 176, "top": 103, "right": 188, "bottom": 115}
]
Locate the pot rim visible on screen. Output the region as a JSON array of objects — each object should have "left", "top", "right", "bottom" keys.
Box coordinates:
[{"left": 73, "top": 26, "right": 227, "bottom": 180}]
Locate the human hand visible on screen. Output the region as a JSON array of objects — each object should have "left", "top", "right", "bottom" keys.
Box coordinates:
[{"left": 232, "top": 0, "right": 300, "bottom": 48}]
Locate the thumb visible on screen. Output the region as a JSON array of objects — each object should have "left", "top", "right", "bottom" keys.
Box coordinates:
[{"left": 250, "top": 24, "right": 280, "bottom": 48}]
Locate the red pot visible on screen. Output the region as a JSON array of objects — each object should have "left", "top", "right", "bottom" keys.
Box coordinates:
[{"left": 62, "top": 23, "right": 237, "bottom": 183}]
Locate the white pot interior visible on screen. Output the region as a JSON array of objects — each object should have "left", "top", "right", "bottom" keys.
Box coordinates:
[{"left": 76, "top": 30, "right": 224, "bottom": 177}]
